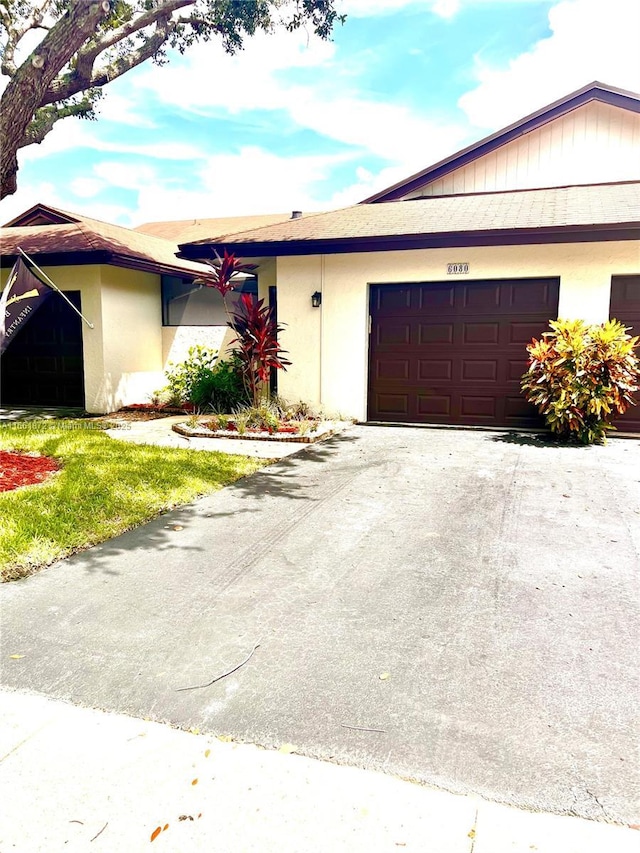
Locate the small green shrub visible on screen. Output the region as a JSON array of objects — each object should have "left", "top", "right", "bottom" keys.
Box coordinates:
[
  {"left": 162, "top": 345, "right": 218, "bottom": 406},
  {"left": 521, "top": 318, "right": 639, "bottom": 444},
  {"left": 242, "top": 403, "right": 281, "bottom": 432},
  {"left": 205, "top": 414, "right": 230, "bottom": 432},
  {"left": 160, "top": 347, "right": 248, "bottom": 411},
  {"left": 207, "top": 353, "right": 249, "bottom": 413}
]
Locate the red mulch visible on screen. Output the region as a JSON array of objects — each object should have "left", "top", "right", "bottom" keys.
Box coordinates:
[{"left": 0, "top": 451, "right": 60, "bottom": 493}]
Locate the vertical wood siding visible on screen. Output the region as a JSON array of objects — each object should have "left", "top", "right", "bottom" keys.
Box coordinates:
[{"left": 405, "top": 102, "right": 640, "bottom": 199}]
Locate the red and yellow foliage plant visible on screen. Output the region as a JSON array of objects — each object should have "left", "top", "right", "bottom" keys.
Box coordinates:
[{"left": 521, "top": 318, "right": 639, "bottom": 444}]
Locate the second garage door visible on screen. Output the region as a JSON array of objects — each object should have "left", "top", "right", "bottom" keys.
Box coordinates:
[
  {"left": 368, "top": 278, "right": 559, "bottom": 427},
  {"left": 610, "top": 275, "right": 640, "bottom": 434}
]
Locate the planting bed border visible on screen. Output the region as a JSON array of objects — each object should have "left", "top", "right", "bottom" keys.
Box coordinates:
[{"left": 172, "top": 421, "right": 345, "bottom": 444}]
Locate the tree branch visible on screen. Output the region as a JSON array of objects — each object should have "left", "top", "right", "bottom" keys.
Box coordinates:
[
  {"left": 20, "top": 97, "right": 97, "bottom": 147},
  {"left": 42, "top": 0, "right": 193, "bottom": 104},
  {"left": 0, "top": 0, "right": 110, "bottom": 198}
]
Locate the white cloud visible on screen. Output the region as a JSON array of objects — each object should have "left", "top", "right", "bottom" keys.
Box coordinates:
[
  {"left": 17, "top": 116, "right": 205, "bottom": 168},
  {"left": 96, "top": 93, "right": 157, "bottom": 129},
  {"left": 135, "top": 28, "right": 467, "bottom": 175},
  {"left": 339, "top": 0, "right": 543, "bottom": 20},
  {"left": 69, "top": 177, "right": 105, "bottom": 199},
  {"left": 431, "top": 0, "right": 460, "bottom": 19},
  {"left": 130, "top": 146, "right": 355, "bottom": 224},
  {"left": 0, "top": 181, "right": 60, "bottom": 225},
  {"left": 459, "top": 0, "right": 640, "bottom": 129}
]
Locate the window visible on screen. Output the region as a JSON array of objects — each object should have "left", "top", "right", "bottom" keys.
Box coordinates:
[{"left": 161, "top": 275, "right": 258, "bottom": 326}]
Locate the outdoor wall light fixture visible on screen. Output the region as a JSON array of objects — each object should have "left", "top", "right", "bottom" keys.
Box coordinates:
[{"left": 311, "top": 291, "right": 322, "bottom": 308}]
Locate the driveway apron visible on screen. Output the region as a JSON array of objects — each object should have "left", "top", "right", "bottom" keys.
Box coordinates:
[{"left": 1, "top": 426, "right": 639, "bottom": 825}]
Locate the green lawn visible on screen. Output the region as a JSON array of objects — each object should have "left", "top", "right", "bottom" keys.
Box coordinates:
[{"left": 0, "top": 423, "right": 267, "bottom": 581}]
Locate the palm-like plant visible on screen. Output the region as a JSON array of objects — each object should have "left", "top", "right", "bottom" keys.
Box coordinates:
[{"left": 229, "top": 293, "right": 291, "bottom": 407}]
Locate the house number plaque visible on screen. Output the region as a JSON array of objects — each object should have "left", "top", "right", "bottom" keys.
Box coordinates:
[{"left": 447, "top": 263, "right": 469, "bottom": 275}]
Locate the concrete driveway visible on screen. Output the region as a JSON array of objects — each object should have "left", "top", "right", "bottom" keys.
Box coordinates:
[{"left": 1, "top": 426, "right": 638, "bottom": 825}]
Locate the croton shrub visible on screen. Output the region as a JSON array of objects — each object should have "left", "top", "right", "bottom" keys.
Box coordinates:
[{"left": 521, "top": 318, "right": 639, "bottom": 444}]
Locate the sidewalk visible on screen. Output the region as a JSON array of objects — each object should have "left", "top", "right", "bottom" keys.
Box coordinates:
[{"left": 1, "top": 690, "right": 637, "bottom": 853}]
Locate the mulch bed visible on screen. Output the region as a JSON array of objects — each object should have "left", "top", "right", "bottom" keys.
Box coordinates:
[
  {"left": 90, "top": 404, "right": 196, "bottom": 423},
  {"left": 0, "top": 450, "right": 60, "bottom": 493}
]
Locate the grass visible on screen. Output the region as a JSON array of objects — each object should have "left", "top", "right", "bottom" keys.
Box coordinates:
[{"left": 0, "top": 422, "right": 268, "bottom": 582}]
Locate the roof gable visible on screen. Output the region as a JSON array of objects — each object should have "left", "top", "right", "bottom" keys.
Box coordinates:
[
  {"left": 362, "top": 82, "right": 640, "bottom": 204},
  {"left": 3, "top": 203, "right": 80, "bottom": 228},
  {"left": 1, "top": 203, "right": 208, "bottom": 278}
]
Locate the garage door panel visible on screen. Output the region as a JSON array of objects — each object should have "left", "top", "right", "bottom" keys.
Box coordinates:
[
  {"left": 376, "top": 359, "right": 410, "bottom": 380},
  {"left": 417, "top": 394, "right": 451, "bottom": 417},
  {"left": 419, "top": 284, "right": 456, "bottom": 311},
  {"left": 375, "top": 288, "right": 412, "bottom": 311},
  {"left": 508, "top": 358, "right": 528, "bottom": 381},
  {"left": 375, "top": 393, "right": 410, "bottom": 415},
  {"left": 504, "top": 396, "right": 538, "bottom": 422},
  {"left": 509, "top": 321, "right": 547, "bottom": 345},
  {"left": 460, "top": 395, "right": 497, "bottom": 419},
  {"left": 419, "top": 323, "right": 454, "bottom": 344},
  {"left": 461, "top": 360, "right": 498, "bottom": 382},
  {"left": 462, "top": 284, "right": 501, "bottom": 311},
  {"left": 369, "top": 278, "right": 559, "bottom": 427},
  {"left": 419, "top": 360, "right": 452, "bottom": 380},
  {"left": 507, "top": 280, "right": 556, "bottom": 311},
  {"left": 463, "top": 322, "right": 500, "bottom": 345},
  {"left": 377, "top": 322, "right": 411, "bottom": 345}
]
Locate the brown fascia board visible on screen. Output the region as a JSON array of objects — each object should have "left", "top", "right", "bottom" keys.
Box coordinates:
[
  {"left": 179, "top": 223, "right": 640, "bottom": 259},
  {"left": 0, "top": 249, "right": 200, "bottom": 279},
  {"left": 362, "top": 83, "right": 640, "bottom": 204}
]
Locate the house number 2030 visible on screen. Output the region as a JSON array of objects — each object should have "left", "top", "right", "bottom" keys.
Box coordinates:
[{"left": 447, "top": 263, "right": 469, "bottom": 275}]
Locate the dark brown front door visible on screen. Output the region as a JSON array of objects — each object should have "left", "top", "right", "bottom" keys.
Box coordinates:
[
  {"left": 0, "top": 290, "right": 84, "bottom": 407},
  {"left": 368, "top": 278, "right": 559, "bottom": 427},
  {"left": 610, "top": 275, "right": 640, "bottom": 434}
]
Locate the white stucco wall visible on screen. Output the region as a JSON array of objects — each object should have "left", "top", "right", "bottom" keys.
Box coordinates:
[
  {"left": 162, "top": 326, "right": 228, "bottom": 368},
  {"left": 273, "top": 240, "right": 640, "bottom": 421},
  {"left": 97, "top": 266, "right": 164, "bottom": 412},
  {"left": 404, "top": 102, "right": 640, "bottom": 198}
]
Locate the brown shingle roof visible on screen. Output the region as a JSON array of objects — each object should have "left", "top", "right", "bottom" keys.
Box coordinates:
[
  {"left": 179, "top": 182, "right": 640, "bottom": 258},
  {"left": 135, "top": 213, "right": 300, "bottom": 243},
  {"left": 1, "top": 204, "right": 206, "bottom": 277}
]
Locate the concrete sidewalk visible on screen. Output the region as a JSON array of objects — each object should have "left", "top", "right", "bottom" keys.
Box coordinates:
[{"left": 0, "top": 690, "right": 637, "bottom": 853}]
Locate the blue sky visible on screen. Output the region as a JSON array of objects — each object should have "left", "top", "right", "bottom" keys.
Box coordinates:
[{"left": 1, "top": 0, "right": 639, "bottom": 227}]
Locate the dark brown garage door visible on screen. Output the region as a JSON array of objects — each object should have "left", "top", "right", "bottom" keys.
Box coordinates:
[
  {"left": 0, "top": 291, "right": 84, "bottom": 408},
  {"left": 610, "top": 275, "right": 640, "bottom": 434},
  {"left": 368, "top": 278, "right": 559, "bottom": 427}
]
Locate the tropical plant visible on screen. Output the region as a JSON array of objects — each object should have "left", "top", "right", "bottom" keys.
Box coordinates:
[
  {"left": 160, "top": 346, "right": 248, "bottom": 411},
  {"left": 228, "top": 293, "right": 291, "bottom": 407},
  {"left": 194, "top": 251, "right": 258, "bottom": 300},
  {"left": 204, "top": 352, "right": 249, "bottom": 413},
  {"left": 521, "top": 318, "right": 639, "bottom": 444},
  {"left": 161, "top": 345, "right": 218, "bottom": 407}
]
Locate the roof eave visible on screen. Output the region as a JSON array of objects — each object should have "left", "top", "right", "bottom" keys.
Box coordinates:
[
  {"left": 1, "top": 248, "right": 204, "bottom": 279},
  {"left": 178, "top": 222, "right": 640, "bottom": 259}
]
